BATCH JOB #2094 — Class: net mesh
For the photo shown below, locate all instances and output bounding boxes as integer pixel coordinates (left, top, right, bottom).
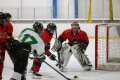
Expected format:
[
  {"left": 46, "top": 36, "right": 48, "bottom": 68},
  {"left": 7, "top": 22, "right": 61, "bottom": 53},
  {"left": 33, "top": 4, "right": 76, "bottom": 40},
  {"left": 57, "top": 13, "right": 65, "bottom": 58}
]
[{"left": 97, "top": 24, "right": 120, "bottom": 71}]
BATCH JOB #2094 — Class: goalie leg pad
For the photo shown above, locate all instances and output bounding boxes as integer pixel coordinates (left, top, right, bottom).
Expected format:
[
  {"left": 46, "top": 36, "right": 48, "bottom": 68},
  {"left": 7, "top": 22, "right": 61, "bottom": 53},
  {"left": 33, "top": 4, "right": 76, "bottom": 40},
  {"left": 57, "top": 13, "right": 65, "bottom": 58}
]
[
  {"left": 59, "top": 43, "right": 72, "bottom": 68},
  {"left": 78, "top": 54, "right": 92, "bottom": 71},
  {"left": 71, "top": 44, "right": 92, "bottom": 70}
]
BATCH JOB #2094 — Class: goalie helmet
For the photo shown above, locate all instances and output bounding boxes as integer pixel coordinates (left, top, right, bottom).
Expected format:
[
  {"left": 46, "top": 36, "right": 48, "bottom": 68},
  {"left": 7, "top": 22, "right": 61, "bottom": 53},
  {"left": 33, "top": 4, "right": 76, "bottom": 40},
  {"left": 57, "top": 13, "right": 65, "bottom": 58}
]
[
  {"left": 47, "top": 23, "right": 57, "bottom": 30},
  {"left": 4, "top": 13, "right": 12, "bottom": 18},
  {"left": 71, "top": 22, "right": 79, "bottom": 32},
  {"left": 33, "top": 22, "right": 44, "bottom": 34}
]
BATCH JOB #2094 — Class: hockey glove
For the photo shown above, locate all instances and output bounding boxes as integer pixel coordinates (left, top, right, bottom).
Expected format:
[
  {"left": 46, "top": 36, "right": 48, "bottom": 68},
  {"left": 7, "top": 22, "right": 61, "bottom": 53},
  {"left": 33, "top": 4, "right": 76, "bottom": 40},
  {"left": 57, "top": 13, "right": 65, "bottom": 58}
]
[
  {"left": 51, "top": 39, "right": 62, "bottom": 52},
  {"left": 47, "top": 53, "right": 56, "bottom": 61},
  {"left": 78, "top": 41, "right": 88, "bottom": 53},
  {"left": 4, "top": 43, "right": 11, "bottom": 50}
]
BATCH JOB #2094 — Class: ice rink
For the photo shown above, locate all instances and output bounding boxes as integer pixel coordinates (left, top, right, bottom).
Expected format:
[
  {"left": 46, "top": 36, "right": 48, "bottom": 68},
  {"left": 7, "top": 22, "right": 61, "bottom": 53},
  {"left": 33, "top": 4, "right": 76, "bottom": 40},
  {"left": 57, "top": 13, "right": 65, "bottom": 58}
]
[{"left": 2, "top": 39, "right": 120, "bottom": 80}]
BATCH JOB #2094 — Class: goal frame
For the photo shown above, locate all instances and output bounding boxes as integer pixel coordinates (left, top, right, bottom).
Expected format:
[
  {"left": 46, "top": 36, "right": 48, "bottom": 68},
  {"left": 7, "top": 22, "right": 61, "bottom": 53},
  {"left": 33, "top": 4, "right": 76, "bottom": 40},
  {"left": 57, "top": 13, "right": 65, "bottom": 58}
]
[{"left": 95, "top": 24, "right": 108, "bottom": 70}]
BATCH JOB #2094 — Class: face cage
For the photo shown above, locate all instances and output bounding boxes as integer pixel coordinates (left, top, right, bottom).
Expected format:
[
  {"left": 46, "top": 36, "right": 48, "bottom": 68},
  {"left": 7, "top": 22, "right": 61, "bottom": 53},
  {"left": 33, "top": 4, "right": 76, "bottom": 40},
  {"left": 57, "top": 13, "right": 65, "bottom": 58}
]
[
  {"left": 48, "top": 29, "right": 56, "bottom": 35},
  {"left": 0, "top": 19, "right": 5, "bottom": 25}
]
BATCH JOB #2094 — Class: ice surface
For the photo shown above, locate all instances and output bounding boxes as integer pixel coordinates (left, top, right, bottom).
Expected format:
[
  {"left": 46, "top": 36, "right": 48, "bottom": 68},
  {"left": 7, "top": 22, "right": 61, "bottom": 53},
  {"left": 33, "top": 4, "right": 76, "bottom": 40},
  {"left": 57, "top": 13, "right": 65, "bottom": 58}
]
[{"left": 2, "top": 39, "right": 120, "bottom": 80}]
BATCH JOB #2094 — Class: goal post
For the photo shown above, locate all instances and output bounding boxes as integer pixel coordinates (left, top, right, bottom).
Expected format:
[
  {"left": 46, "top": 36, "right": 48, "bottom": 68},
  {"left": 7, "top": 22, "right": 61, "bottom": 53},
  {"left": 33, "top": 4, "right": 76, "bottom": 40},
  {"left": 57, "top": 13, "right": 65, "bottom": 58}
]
[{"left": 95, "top": 24, "right": 120, "bottom": 71}]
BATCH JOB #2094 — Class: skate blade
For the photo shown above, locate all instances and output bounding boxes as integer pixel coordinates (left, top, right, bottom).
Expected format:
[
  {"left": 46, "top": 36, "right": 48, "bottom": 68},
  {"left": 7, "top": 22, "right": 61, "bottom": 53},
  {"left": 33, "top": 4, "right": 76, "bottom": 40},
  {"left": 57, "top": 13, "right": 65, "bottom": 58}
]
[{"left": 31, "top": 76, "right": 41, "bottom": 79}]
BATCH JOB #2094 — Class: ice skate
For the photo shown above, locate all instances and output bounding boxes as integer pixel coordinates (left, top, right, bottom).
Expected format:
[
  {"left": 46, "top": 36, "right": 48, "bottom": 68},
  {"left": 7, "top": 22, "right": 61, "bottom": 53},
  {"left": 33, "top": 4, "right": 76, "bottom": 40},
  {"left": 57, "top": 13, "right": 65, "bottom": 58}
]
[
  {"left": 10, "top": 78, "right": 16, "bottom": 80},
  {"left": 21, "top": 74, "right": 26, "bottom": 80},
  {"left": 31, "top": 71, "right": 42, "bottom": 79}
]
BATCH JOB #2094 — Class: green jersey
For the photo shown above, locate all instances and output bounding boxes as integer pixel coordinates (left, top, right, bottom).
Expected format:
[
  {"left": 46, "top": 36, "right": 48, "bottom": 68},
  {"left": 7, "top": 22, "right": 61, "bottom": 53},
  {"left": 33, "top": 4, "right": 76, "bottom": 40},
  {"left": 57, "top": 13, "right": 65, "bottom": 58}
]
[{"left": 18, "top": 28, "right": 45, "bottom": 55}]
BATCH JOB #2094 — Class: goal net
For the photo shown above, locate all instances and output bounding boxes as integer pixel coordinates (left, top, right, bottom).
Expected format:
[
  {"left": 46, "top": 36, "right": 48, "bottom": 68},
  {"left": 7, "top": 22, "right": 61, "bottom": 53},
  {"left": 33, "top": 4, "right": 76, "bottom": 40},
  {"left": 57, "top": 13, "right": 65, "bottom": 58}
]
[{"left": 95, "top": 24, "right": 120, "bottom": 71}]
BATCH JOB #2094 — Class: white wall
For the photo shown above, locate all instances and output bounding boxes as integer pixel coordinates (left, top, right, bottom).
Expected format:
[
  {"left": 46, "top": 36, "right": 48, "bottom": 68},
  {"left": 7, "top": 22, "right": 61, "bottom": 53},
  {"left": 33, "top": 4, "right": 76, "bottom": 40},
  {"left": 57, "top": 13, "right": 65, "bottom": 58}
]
[
  {"left": 12, "top": 23, "right": 96, "bottom": 38},
  {"left": 0, "top": 0, "right": 120, "bottom": 19}
]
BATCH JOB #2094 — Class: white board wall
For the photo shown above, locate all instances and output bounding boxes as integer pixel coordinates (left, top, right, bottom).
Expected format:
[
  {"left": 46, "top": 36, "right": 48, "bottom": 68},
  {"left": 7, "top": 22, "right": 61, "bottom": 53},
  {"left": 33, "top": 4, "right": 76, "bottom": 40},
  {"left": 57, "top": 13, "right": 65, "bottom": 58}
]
[{"left": 12, "top": 23, "right": 96, "bottom": 37}]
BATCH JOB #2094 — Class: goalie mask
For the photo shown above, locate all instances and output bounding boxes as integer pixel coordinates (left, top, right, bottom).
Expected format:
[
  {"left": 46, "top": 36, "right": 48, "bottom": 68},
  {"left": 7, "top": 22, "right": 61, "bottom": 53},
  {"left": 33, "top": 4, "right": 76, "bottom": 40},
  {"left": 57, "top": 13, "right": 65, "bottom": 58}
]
[
  {"left": 47, "top": 23, "right": 57, "bottom": 35},
  {"left": 33, "top": 22, "right": 44, "bottom": 34},
  {"left": 71, "top": 22, "right": 79, "bottom": 32}
]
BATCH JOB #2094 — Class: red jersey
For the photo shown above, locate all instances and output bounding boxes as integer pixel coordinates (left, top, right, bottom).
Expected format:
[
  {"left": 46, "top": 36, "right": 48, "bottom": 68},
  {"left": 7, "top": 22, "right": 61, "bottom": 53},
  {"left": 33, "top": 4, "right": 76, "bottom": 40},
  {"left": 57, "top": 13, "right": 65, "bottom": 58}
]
[
  {"left": 40, "top": 30, "right": 53, "bottom": 55},
  {"left": 59, "top": 29, "right": 89, "bottom": 46},
  {"left": 0, "top": 25, "right": 7, "bottom": 49},
  {"left": 4, "top": 21, "right": 13, "bottom": 39}
]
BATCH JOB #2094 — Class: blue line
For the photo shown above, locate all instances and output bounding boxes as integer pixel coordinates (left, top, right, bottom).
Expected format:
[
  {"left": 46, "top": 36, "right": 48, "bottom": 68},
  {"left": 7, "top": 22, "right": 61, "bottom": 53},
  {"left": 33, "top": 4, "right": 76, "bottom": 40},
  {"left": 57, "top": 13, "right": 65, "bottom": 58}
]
[
  {"left": 53, "top": 0, "right": 57, "bottom": 18},
  {"left": 75, "top": 0, "right": 78, "bottom": 18}
]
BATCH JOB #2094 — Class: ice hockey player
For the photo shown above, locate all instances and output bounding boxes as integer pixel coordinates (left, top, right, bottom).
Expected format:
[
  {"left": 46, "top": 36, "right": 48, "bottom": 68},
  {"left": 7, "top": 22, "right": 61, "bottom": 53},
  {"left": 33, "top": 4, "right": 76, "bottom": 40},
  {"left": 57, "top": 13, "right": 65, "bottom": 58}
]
[
  {"left": 4, "top": 22, "right": 44, "bottom": 80},
  {"left": 29, "top": 23, "right": 57, "bottom": 79},
  {"left": 0, "top": 12, "right": 10, "bottom": 80},
  {"left": 51, "top": 22, "right": 93, "bottom": 71},
  {"left": 3, "top": 13, "right": 14, "bottom": 61},
  {"left": 4, "top": 12, "right": 14, "bottom": 42},
  {"left": 12, "top": 22, "right": 45, "bottom": 80}
]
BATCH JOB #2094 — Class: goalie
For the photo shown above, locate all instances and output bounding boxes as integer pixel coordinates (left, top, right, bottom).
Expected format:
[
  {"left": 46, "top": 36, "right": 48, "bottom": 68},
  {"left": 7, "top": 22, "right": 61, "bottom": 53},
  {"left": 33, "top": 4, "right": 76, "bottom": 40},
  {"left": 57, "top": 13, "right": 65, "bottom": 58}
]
[{"left": 51, "top": 22, "right": 92, "bottom": 71}]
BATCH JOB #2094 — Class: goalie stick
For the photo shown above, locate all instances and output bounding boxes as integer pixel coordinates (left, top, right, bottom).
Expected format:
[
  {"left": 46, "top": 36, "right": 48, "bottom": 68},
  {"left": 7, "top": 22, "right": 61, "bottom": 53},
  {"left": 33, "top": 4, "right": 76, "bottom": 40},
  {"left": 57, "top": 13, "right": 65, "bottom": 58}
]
[
  {"left": 33, "top": 53, "right": 79, "bottom": 80},
  {"left": 55, "top": 59, "right": 67, "bottom": 72},
  {"left": 55, "top": 29, "right": 61, "bottom": 69}
]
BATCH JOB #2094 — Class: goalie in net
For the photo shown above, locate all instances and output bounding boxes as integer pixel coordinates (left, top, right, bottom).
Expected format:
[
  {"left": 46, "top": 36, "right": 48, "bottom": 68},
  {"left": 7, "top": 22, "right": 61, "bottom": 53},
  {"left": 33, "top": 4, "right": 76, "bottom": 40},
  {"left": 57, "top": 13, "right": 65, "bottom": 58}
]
[{"left": 51, "top": 22, "right": 93, "bottom": 71}]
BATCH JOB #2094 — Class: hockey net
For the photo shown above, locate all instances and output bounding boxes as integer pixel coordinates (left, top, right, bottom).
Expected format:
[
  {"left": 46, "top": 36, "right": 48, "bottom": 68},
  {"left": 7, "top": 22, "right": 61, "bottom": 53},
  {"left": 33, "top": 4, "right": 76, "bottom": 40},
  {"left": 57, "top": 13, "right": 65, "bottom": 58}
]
[{"left": 95, "top": 24, "right": 120, "bottom": 71}]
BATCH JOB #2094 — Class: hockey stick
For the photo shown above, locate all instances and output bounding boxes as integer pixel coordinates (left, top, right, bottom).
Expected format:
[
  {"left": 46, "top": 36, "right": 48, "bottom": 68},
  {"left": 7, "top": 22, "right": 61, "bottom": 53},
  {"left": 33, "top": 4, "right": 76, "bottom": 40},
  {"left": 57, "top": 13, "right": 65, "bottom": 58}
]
[
  {"left": 29, "top": 56, "right": 67, "bottom": 72},
  {"left": 33, "top": 53, "right": 79, "bottom": 80},
  {"left": 55, "top": 59, "right": 67, "bottom": 72},
  {"left": 55, "top": 29, "right": 68, "bottom": 72},
  {"left": 29, "top": 57, "right": 35, "bottom": 60},
  {"left": 55, "top": 29, "right": 61, "bottom": 69}
]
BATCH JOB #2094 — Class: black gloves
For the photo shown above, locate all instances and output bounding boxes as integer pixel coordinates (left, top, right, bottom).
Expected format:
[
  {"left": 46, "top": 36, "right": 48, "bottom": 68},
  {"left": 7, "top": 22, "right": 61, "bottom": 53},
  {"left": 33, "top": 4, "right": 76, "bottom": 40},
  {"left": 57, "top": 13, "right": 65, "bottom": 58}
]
[
  {"left": 47, "top": 53, "right": 56, "bottom": 61},
  {"left": 4, "top": 43, "right": 11, "bottom": 50},
  {"left": 78, "top": 41, "right": 88, "bottom": 53}
]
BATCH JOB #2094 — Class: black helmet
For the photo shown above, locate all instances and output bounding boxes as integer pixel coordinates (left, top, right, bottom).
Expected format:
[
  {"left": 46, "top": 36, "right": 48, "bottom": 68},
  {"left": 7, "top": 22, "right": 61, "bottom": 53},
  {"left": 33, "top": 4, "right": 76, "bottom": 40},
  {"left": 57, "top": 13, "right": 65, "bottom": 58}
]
[
  {"left": 47, "top": 23, "right": 57, "bottom": 30},
  {"left": 0, "top": 12, "right": 6, "bottom": 25},
  {"left": 4, "top": 13, "right": 12, "bottom": 18},
  {"left": 33, "top": 22, "right": 44, "bottom": 34},
  {"left": 0, "top": 12, "right": 6, "bottom": 20}
]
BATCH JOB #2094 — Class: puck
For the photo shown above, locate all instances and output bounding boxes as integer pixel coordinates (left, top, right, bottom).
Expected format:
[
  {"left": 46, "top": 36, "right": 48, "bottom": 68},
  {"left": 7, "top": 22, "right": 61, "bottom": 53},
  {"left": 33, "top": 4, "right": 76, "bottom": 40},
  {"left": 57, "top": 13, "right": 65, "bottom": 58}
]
[{"left": 74, "top": 76, "right": 77, "bottom": 78}]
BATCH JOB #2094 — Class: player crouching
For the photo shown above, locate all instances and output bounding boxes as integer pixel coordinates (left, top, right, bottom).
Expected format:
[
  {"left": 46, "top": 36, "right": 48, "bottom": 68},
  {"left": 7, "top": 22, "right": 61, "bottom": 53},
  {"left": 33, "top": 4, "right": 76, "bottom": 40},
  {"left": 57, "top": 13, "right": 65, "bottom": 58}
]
[{"left": 51, "top": 22, "right": 93, "bottom": 71}]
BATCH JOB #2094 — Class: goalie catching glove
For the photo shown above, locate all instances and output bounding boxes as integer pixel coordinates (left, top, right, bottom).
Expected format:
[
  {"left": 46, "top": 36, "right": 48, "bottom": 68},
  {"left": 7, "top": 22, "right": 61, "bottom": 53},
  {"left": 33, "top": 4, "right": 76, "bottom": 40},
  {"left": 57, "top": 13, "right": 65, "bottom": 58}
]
[
  {"left": 47, "top": 53, "right": 56, "bottom": 61},
  {"left": 78, "top": 41, "right": 88, "bottom": 53},
  {"left": 51, "top": 39, "right": 62, "bottom": 52}
]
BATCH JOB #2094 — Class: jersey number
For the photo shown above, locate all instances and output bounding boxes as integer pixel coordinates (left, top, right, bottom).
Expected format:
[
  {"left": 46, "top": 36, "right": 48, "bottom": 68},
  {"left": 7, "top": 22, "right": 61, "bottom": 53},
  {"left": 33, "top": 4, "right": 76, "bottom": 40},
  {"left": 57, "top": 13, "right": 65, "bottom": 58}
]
[{"left": 21, "top": 34, "right": 38, "bottom": 45}]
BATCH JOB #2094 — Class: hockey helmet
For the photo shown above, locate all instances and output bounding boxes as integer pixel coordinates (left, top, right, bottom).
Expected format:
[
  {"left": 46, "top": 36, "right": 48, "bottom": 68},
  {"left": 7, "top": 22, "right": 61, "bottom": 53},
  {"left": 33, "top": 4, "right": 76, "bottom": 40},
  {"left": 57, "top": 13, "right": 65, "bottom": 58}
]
[
  {"left": 4, "top": 13, "right": 12, "bottom": 18},
  {"left": 0, "top": 12, "right": 6, "bottom": 24},
  {"left": 71, "top": 22, "right": 79, "bottom": 32},
  {"left": 47, "top": 23, "right": 57, "bottom": 30},
  {"left": 0, "top": 12, "right": 6, "bottom": 20},
  {"left": 33, "top": 22, "right": 44, "bottom": 34}
]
